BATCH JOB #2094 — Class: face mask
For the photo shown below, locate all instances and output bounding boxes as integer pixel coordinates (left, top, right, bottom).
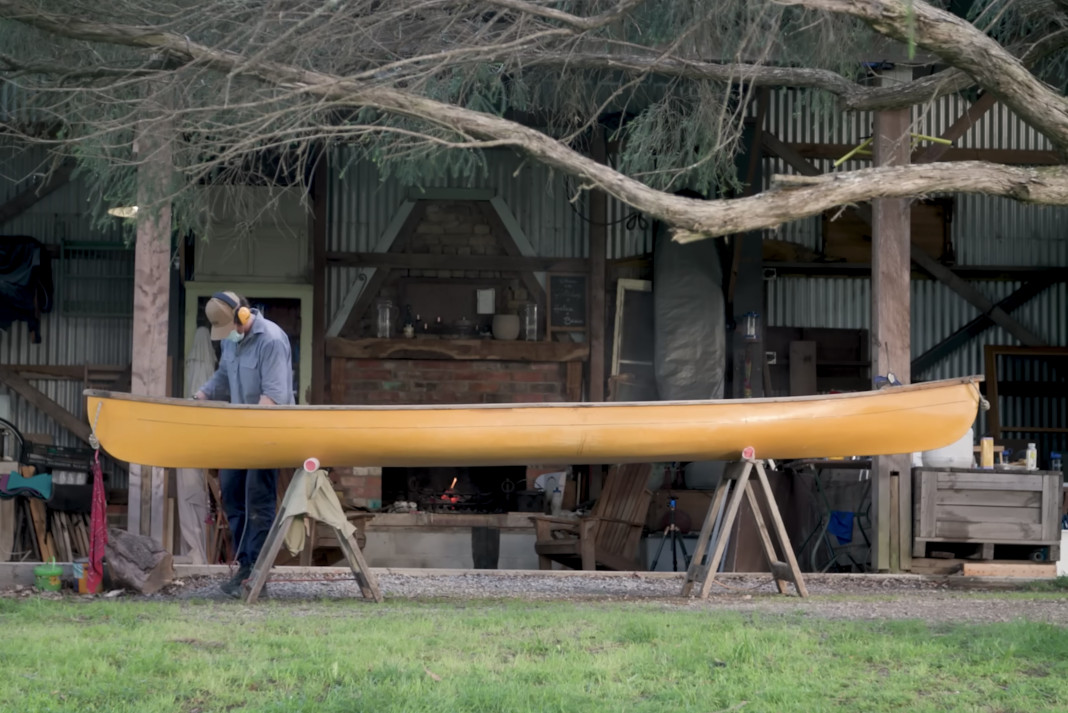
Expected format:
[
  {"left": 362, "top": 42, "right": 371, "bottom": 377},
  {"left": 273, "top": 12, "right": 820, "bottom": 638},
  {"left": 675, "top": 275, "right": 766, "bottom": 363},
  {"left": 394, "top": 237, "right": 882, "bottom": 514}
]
[{"left": 225, "top": 330, "right": 243, "bottom": 344}]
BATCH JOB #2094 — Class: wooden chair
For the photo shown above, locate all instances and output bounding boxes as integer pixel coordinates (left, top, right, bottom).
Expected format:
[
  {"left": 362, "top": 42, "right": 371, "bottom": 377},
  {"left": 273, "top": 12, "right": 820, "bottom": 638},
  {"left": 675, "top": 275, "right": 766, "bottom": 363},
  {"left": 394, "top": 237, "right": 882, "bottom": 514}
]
[{"left": 530, "top": 463, "right": 653, "bottom": 571}]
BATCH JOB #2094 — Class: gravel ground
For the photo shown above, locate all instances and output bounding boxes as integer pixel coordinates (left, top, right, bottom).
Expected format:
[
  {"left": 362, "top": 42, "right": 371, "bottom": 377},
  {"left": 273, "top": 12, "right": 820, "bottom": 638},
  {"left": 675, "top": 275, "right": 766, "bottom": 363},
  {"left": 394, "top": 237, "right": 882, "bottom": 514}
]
[{"left": 120, "top": 570, "right": 1068, "bottom": 626}]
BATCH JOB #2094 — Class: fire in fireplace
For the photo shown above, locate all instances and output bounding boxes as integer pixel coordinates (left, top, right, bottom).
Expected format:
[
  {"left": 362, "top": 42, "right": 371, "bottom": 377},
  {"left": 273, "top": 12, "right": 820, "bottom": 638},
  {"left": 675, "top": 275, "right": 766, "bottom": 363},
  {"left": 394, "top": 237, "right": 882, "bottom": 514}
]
[{"left": 382, "top": 466, "right": 527, "bottom": 513}]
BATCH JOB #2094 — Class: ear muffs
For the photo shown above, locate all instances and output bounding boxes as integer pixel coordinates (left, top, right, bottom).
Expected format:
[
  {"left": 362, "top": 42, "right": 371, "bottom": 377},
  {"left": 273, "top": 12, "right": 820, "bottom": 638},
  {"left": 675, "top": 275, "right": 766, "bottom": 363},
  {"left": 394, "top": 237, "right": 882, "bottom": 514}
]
[{"left": 212, "top": 292, "right": 251, "bottom": 326}]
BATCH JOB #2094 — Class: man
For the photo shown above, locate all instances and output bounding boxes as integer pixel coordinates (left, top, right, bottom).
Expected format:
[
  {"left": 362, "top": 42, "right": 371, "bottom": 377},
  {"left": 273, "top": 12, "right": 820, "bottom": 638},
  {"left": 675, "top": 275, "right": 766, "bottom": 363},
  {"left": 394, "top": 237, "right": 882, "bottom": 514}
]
[{"left": 194, "top": 290, "right": 294, "bottom": 597}]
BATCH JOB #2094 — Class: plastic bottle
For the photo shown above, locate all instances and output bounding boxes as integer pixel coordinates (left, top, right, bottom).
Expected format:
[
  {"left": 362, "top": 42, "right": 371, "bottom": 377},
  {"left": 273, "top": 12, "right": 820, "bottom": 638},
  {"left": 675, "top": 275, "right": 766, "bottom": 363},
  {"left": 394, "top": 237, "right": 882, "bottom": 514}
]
[
  {"left": 550, "top": 486, "right": 563, "bottom": 516},
  {"left": 1050, "top": 451, "right": 1061, "bottom": 473},
  {"left": 1026, "top": 443, "right": 1038, "bottom": 471}
]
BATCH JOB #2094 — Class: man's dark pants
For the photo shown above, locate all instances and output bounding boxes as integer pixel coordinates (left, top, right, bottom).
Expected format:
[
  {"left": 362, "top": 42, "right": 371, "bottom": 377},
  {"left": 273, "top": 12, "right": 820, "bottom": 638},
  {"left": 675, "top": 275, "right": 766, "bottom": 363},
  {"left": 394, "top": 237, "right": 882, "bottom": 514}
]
[{"left": 219, "top": 468, "right": 278, "bottom": 570}]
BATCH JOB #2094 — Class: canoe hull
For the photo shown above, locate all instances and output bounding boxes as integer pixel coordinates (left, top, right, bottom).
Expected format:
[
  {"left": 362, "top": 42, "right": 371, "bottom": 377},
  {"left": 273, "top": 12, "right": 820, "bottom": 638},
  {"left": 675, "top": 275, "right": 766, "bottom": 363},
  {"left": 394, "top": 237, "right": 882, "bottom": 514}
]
[{"left": 83, "top": 377, "right": 983, "bottom": 469}]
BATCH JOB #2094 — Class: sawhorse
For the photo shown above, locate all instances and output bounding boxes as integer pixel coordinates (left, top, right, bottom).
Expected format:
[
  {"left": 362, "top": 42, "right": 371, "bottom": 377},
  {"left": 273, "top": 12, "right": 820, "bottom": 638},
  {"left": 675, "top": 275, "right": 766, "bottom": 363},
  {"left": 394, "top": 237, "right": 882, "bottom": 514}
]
[
  {"left": 243, "top": 458, "right": 383, "bottom": 604},
  {"left": 682, "top": 451, "right": 808, "bottom": 598}
]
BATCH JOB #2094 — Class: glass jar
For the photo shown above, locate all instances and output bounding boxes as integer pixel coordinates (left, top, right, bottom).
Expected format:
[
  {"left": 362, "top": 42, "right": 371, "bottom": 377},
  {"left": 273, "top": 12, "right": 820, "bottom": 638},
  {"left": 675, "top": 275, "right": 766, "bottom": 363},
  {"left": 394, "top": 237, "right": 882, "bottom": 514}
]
[
  {"left": 376, "top": 300, "right": 398, "bottom": 338},
  {"left": 523, "top": 303, "right": 538, "bottom": 341}
]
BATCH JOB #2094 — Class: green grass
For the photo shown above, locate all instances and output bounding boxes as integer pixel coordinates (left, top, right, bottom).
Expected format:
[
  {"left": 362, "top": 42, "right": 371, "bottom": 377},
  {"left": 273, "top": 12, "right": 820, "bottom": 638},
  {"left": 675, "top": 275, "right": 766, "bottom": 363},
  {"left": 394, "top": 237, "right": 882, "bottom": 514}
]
[
  {"left": 2, "top": 596, "right": 1067, "bottom": 712},
  {"left": 1023, "top": 576, "right": 1068, "bottom": 592}
]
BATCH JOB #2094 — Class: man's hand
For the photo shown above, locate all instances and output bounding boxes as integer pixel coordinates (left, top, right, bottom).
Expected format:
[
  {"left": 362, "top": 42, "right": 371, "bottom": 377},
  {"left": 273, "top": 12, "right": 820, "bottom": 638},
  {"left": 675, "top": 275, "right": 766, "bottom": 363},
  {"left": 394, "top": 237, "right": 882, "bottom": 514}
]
[
  {"left": 193, "top": 390, "right": 207, "bottom": 401},
  {"left": 258, "top": 394, "right": 277, "bottom": 405}
]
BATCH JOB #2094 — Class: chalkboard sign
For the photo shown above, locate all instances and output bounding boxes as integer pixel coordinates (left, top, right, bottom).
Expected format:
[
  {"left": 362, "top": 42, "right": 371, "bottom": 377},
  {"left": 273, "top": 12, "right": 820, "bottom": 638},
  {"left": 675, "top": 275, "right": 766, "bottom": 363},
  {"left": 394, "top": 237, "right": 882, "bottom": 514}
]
[{"left": 547, "top": 272, "right": 587, "bottom": 334}]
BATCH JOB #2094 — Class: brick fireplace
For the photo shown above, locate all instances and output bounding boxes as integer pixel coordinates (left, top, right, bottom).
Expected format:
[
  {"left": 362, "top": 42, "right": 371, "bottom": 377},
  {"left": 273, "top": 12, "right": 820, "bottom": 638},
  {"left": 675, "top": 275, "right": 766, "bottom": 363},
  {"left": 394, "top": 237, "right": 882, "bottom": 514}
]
[
  {"left": 322, "top": 196, "right": 590, "bottom": 511},
  {"left": 326, "top": 347, "right": 585, "bottom": 510},
  {"left": 335, "top": 358, "right": 572, "bottom": 405}
]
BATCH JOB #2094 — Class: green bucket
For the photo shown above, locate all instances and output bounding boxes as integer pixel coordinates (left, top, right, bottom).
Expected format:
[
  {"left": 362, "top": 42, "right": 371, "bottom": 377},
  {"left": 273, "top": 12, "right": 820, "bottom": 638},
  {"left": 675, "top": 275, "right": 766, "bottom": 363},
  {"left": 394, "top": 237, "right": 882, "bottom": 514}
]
[{"left": 34, "top": 560, "right": 63, "bottom": 592}]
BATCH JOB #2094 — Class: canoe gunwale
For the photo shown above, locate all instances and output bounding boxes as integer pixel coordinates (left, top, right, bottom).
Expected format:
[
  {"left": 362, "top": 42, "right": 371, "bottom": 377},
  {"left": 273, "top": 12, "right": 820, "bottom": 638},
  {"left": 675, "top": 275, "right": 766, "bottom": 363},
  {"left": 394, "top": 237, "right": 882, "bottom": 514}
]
[{"left": 84, "top": 375, "right": 984, "bottom": 412}]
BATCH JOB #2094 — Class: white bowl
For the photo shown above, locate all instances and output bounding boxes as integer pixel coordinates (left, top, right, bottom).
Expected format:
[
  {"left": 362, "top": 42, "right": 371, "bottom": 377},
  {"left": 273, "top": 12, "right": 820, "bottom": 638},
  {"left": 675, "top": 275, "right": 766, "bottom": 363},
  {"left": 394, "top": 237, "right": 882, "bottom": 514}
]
[{"left": 492, "top": 314, "right": 520, "bottom": 340}]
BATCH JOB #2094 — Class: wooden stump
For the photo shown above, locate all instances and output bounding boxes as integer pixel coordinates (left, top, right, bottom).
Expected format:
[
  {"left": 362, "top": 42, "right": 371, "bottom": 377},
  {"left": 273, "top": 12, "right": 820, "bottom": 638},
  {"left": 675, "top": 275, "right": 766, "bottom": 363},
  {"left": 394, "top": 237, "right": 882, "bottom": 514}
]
[{"left": 105, "top": 527, "right": 174, "bottom": 594}]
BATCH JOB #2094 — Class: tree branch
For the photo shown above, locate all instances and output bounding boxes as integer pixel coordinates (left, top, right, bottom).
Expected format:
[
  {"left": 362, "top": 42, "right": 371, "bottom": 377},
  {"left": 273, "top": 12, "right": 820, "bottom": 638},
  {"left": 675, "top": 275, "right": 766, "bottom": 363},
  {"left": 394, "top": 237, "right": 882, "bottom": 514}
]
[
  {"left": 673, "top": 162, "right": 1068, "bottom": 242},
  {"left": 783, "top": 0, "right": 1068, "bottom": 149},
  {"left": 486, "top": 0, "right": 647, "bottom": 30},
  {"left": 4, "top": 0, "right": 1068, "bottom": 244}
]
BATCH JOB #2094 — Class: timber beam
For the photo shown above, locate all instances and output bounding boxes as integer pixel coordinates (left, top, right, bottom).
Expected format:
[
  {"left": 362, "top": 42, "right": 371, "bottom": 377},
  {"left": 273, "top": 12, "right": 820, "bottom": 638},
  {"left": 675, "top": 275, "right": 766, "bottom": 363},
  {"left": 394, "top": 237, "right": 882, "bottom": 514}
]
[
  {"left": 760, "top": 132, "right": 821, "bottom": 177},
  {"left": 912, "top": 276, "right": 1059, "bottom": 375},
  {"left": 327, "top": 200, "right": 423, "bottom": 339},
  {"left": 783, "top": 142, "right": 1061, "bottom": 166},
  {"left": 588, "top": 127, "right": 608, "bottom": 402},
  {"left": 326, "top": 252, "right": 586, "bottom": 273},
  {"left": 311, "top": 151, "right": 328, "bottom": 405},
  {"left": 0, "top": 160, "right": 76, "bottom": 227},
  {"left": 912, "top": 92, "right": 998, "bottom": 164},
  {"left": 325, "top": 336, "right": 588, "bottom": 362},
  {"left": 763, "top": 262, "right": 1068, "bottom": 280},
  {"left": 0, "top": 365, "right": 92, "bottom": 445},
  {"left": 479, "top": 199, "right": 546, "bottom": 308},
  {"left": 909, "top": 247, "right": 1046, "bottom": 347}
]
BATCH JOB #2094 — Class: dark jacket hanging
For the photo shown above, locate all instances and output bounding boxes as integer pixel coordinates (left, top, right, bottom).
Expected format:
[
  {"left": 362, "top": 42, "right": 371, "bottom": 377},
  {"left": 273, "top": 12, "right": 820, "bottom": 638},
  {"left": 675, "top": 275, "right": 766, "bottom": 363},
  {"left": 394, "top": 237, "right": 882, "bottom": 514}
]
[{"left": 0, "top": 235, "right": 55, "bottom": 343}]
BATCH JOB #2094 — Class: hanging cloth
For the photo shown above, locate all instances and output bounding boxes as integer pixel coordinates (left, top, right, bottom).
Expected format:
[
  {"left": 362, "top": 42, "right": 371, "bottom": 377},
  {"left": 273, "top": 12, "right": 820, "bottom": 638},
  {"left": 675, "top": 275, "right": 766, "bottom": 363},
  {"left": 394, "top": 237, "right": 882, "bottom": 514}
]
[
  {"left": 183, "top": 325, "right": 217, "bottom": 398},
  {"left": 86, "top": 449, "right": 107, "bottom": 594},
  {"left": 280, "top": 467, "right": 357, "bottom": 557},
  {"left": 177, "top": 326, "right": 216, "bottom": 563}
]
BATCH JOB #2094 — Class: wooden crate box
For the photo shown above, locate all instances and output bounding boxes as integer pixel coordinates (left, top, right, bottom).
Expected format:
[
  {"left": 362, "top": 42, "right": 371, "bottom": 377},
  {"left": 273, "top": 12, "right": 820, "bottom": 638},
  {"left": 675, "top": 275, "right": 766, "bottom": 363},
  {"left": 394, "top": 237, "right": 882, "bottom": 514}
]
[{"left": 912, "top": 467, "right": 1062, "bottom": 559}]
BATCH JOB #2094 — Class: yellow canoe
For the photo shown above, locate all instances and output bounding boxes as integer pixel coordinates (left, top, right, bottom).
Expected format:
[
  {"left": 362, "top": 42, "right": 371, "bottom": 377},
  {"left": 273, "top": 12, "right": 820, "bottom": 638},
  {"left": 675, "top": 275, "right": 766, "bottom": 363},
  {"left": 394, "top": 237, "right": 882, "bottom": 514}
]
[{"left": 82, "top": 376, "right": 984, "bottom": 469}]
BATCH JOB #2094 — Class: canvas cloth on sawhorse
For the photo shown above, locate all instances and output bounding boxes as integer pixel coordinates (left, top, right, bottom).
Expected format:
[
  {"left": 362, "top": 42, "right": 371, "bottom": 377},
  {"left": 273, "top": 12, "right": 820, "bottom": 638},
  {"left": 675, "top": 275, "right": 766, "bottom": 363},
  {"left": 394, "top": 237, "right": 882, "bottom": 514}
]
[
  {"left": 242, "top": 461, "right": 382, "bottom": 603},
  {"left": 681, "top": 455, "right": 808, "bottom": 598}
]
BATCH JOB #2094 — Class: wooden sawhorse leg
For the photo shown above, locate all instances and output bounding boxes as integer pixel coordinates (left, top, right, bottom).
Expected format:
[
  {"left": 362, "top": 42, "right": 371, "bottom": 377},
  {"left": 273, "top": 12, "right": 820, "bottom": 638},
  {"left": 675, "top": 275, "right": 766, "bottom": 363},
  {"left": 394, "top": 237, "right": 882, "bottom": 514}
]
[
  {"left": 242, "top": 461, "right": 383, "bottom": 604},
  {"left": 682, "top": 456, "right": 808, "bottom": 598}
]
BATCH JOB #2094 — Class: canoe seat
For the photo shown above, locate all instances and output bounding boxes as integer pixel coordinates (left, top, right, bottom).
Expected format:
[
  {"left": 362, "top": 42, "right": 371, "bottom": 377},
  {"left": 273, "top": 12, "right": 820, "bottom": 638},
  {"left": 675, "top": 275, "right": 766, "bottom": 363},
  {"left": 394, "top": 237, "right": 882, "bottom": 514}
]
[{"left": 530, "top": 463, "right": 652, "bottom": 571}]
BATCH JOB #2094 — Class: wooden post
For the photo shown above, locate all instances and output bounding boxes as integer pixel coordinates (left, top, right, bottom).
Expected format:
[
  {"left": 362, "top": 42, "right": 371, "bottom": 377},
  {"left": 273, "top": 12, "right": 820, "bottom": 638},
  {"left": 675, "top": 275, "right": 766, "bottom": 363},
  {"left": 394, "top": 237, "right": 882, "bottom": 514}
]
[
  {"left": 311, "top": 149, "right": 328, "bottom": 405},
  {"left": 129, "top": 101, "right": 174, "bottom": 543},
  {"left": 585, "top": 126, "right": 609, "bottom": 499},
  {"left": 329, "top": 357, "right": 346, "bottom": 405},
  {"left": 589, "top": 127, "right": 607, "bottom": 403},
  {"left": 871, "top": 66, "right": 912, "bottom": 572},
  {"left": 731, "top": 120, "right": 767, "bottom": 399}
]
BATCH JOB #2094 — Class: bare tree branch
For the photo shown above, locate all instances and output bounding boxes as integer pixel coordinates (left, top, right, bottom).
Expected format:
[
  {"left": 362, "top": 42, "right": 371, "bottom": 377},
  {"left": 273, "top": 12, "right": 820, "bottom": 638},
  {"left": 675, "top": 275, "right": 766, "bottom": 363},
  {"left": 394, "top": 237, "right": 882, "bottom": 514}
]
[
  {"left": 0, "top": 52, "right": 162, "bottom": 80},
  {"left": 486, "top": 0, "right": 648, "bottom": 30},
  {"left": 2, "top": 0, "right": 1068, "bottom": 245},
  {"left": 525, "top": 51, "right": 865, "bottom": 101},
  {"left": 783, "top": 0, "right": 1068, "bottom": 149},
  {"left": 673, "top": 162, "right": 1068, "bottom": 241}
]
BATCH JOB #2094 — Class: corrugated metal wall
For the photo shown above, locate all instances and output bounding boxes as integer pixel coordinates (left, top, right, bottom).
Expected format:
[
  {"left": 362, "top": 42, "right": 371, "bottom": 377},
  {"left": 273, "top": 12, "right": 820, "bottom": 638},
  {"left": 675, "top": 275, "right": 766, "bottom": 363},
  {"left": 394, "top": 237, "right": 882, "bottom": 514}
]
[
  {"left": 0, "top": 140, "right": 133, "bottom": 476},
  {"left": 325, "top": 146, "right": 650, "bottom": 326},
  {"left": 757, "top": 89, "right": 1063, "bottom": 256},
  {"left": 767, "top": 277, "right": 1063, "bottom": 377},
  {"left": 761, "top": 87, "right": 1066, "bottom": 453}
]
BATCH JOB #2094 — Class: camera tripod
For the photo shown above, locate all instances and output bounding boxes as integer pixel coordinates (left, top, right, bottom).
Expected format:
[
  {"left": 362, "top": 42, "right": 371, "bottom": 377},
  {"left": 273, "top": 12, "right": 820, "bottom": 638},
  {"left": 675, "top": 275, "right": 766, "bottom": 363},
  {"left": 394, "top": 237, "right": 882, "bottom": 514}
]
[{"left": 650, "top": 498, "right": 690, "bottom": 571}]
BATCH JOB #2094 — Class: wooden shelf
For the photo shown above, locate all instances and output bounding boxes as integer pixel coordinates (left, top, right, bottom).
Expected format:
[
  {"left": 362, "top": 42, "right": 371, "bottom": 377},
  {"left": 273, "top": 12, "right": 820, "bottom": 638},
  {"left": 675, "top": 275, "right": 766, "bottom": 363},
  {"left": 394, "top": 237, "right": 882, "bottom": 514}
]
[{"left": 325, "top": 337, "right": 588, "bottom": 362}]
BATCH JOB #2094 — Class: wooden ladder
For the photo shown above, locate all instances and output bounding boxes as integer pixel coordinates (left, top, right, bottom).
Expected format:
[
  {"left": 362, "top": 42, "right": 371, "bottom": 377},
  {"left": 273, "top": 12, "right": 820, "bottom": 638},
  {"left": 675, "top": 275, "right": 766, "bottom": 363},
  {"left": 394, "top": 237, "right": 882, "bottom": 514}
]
[
  {"left": 242, "top": 462, "right": 382, "bottom": 604},
  {"left": 682, "top": 456, "right": 808, "bottom": 598}
]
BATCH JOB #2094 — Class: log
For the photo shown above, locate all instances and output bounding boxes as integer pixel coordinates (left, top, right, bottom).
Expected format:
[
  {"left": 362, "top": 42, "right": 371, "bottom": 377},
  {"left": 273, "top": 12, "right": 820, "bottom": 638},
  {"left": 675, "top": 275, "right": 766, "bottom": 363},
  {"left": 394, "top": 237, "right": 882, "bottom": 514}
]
[{"left": 105, "top": 527, "right": 174, "bottom": 594}]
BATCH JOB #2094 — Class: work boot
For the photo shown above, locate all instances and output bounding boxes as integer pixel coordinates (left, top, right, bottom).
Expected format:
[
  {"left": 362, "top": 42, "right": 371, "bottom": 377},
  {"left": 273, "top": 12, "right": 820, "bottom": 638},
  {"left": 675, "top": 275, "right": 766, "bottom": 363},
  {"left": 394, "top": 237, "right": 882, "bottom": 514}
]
[{"left": 220, "top": 563, "right": 251, "bottom": 599}]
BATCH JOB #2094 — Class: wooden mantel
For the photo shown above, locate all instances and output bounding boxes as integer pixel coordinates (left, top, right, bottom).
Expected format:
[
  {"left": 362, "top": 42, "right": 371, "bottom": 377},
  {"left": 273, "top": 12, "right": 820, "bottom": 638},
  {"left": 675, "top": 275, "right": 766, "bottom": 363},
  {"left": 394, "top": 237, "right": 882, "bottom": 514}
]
[{"left": 325, "top": 337, "right": 588, "bottom": 362}]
